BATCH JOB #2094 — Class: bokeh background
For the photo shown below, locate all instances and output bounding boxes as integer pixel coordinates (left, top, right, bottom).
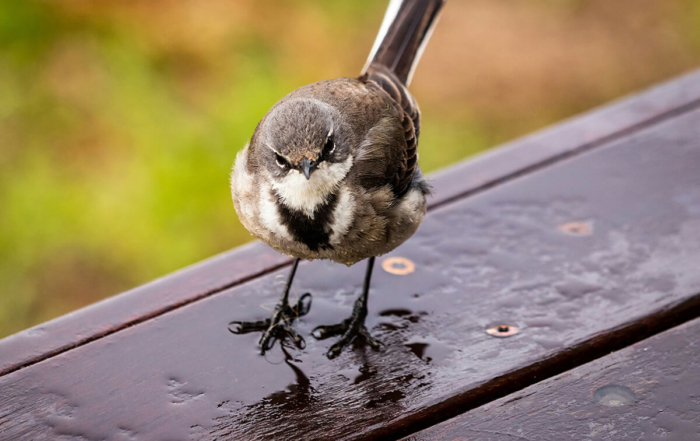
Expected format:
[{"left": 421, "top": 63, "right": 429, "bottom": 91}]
[{"left": 2, "top": 0, "right": 700, "bottom": 338}]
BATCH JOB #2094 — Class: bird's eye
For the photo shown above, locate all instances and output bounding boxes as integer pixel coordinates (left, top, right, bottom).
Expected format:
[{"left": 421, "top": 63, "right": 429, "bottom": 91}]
[
  {"left": 275, "top": 153, "right": 289, "bottom": 169},
  {"left": 322, "top": 135, "right": 335, "bottom": 157}
]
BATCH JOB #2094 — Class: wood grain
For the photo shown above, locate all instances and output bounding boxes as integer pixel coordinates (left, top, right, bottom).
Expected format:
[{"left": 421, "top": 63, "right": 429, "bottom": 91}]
[
  {"left": 3, "top": 69, "right": 700, "bottom": 379},
  {"left": 0, "top": 243, "right": 288, "bottom": 376},
  {"left": 2, "top": 102, "right": 700, "bottom": 440},
  {"left": 403, "top": 317, "right": 700, "bottom": 440}
]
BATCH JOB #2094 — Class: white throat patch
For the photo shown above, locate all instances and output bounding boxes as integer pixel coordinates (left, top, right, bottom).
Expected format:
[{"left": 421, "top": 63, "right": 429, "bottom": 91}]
[{"left": 271, "top": 156, "right": 353, "bottom": 217}]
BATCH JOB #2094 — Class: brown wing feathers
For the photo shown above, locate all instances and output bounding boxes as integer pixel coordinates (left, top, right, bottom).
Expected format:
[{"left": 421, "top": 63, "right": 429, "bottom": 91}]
[
  {"left": 359, "top": 0, "right": 443, "bottom": 197},
  {"left": 360, "top": 66, "right": 418, "bottom": 197}
]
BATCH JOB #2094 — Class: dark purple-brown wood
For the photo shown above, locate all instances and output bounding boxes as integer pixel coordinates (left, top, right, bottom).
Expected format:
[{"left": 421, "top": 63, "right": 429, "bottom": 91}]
[
  {"left": 0, "top": 243, "right": 289, "bottom": 376},
  {"left": 403, "top": 317, "right": 700, "bottom": 441},
  {"left": 2, "top": 89, "right": 700, "bottom": 440},
  {"left": 3, "top": 69, "right": 700, "bottom": 381}
]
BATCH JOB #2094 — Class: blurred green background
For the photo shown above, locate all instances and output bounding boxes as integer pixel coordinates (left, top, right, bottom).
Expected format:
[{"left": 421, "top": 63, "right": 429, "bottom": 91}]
[{"left": 1, "top": 0, "right": 700, "bottom": 338}]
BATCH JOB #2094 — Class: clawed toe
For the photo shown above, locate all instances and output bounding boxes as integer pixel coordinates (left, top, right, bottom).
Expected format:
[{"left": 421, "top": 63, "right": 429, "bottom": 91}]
[
  {"left": 228, "top": 319, "right": 270, "bottom": 334},
  {"left": 311, "top": 319, "right": 351, "bottom": 340},
  {"left": 292, "top": 293, "right": 312, "bottom": 317},
  {"left": 278, "top": 321, "right": 306, "bottom": 350},
  {"left": 314, "top": 319, "right": 383, "bottom": 359},
  {"left": 229, "top": 291, "right": 312, "bottom": 354},
  {"left": 359, "top": 327, "right": 382, "bottom": 349}
]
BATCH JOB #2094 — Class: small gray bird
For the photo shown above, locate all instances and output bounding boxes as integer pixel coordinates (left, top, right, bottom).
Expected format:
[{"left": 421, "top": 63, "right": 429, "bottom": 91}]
[{"left": 229, "top": 0, "right": 445, "bottom": 358}]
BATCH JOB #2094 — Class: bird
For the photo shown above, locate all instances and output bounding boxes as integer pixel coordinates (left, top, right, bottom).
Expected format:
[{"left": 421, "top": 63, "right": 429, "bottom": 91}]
[{"left": 229, "top": 0, "right": 445, "bottom": 358}]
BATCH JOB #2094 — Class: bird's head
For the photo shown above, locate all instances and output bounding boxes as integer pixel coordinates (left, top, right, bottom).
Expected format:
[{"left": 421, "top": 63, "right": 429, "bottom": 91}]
[
  {"left": 256, "top": 98, "right": 346, "bottom": 180},
  {"left": 250, "top": 98, "right": 354, "bottom": 210}
]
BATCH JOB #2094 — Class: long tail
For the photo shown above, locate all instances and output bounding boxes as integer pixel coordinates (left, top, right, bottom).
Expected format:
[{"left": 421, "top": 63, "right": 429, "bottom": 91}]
[{"left": 361, "top": 0, "right": 445, "bottom": 86}]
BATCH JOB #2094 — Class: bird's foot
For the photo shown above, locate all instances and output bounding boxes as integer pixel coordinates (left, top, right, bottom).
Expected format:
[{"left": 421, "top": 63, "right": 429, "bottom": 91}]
[
  {"left": 312, "top": 309, "right": 383, "bottom": 359},
  {"left": 229, "top": 293, "right": 312, "bottom": 354}
]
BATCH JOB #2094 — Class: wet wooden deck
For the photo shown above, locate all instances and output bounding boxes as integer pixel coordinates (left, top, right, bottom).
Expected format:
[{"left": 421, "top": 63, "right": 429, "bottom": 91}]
[{"left": 3, "top": 69, "right": 700, "bottom": 441}]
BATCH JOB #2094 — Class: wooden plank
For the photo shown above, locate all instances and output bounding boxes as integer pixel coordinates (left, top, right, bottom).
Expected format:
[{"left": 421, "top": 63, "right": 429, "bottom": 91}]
[
  {"left": 3, "top": 69, "right": 700, "bottom": 379},
  {"left": 2, "top": 101, "right": 700, "bottom": 441},
  {"left": 403, "top": 317, "right": 700, "bottom": 441},
  {"left": 0, "top": 243, "right": 289, "bottom": 377}
]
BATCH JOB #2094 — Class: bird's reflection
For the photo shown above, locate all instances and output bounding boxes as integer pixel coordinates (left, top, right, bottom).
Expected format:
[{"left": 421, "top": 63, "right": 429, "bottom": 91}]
[{"left": 258, "top": 344, "right": 316, "bottom": 411}]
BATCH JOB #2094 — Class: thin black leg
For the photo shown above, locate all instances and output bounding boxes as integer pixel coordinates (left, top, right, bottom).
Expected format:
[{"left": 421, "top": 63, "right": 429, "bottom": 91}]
[
  {"left": 312, "top": 257, "right": 383, "bottom": 358},
  {"left": 358, "top": 256, "right": 375, "bottom": 314},
  {"left": 279, "top": 257, "right": 300, "bottom": 305},
  {"left": 228, "top": 258, "right": 311, "bottom": 353}
]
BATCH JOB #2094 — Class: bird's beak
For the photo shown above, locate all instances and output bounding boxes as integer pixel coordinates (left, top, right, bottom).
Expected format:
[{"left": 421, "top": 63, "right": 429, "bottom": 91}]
[{"left": 300, "top": 157, "right": 317, "bottom": 180}]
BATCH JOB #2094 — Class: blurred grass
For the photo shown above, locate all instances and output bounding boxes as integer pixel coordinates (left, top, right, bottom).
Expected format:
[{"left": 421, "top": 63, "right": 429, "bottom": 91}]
[{"left": 1, "top": 0, "right": 699, "bottom": 338}]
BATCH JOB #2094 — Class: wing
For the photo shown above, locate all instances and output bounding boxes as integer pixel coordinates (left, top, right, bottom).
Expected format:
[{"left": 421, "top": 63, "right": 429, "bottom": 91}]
[
  {"left": 355, "top": 0, "right": 444, "bottom": 196},
  {"left": 359, "top": 64, "right": 421, "bottom": 198}
]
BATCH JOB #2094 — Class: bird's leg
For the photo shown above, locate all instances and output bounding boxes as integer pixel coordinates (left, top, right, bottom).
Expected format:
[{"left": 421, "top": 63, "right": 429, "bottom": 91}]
[
  {"left": 228, "top": 258, "right": 311, "bottom": 353},
  {"left": 312, "top": 257, "right": 383, "bottom": 359}
]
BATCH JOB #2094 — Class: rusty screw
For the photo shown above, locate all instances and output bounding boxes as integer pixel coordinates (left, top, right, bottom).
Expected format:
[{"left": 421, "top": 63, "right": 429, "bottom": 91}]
[
  {"left": 558, "top": 221, "right": 592, "bottom": 236},
  {"left": 381, "top": 257, "right": 416, "bottom": 275},
  {"left": 486, "top": 324, "right": 520, "bottom": 338}
]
